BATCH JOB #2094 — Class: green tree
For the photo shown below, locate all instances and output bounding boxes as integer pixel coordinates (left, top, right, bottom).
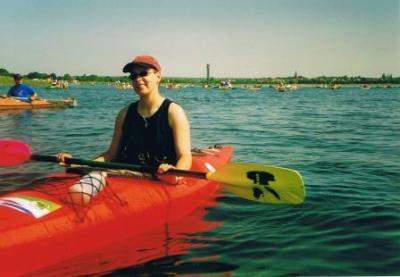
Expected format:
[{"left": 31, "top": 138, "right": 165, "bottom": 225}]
[
  {"left": 26, "top": 72, "right": 48, "bottom": 79},
  {"left": 62, "top": 74, "right": 73, "bottom": 81},
  {"left": 0, "top": 68, "right": 10, "bottom": 76},
  {"left": 50, "top": 73, "right": 57, "bottom": 80}
]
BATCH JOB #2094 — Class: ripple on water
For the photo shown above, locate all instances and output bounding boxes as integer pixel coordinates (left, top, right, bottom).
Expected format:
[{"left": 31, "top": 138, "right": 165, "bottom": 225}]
[{"left": 0, "top": 86, "right": 399, "bottom": 275}]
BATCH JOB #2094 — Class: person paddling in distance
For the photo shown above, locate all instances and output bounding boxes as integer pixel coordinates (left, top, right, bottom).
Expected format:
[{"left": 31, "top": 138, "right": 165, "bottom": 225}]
[
  {"left": 7, "top": 74, "right": 37, "bottom": 102},
  {"left": 58, "top": 55, "right": 192, "bottom": 184}
]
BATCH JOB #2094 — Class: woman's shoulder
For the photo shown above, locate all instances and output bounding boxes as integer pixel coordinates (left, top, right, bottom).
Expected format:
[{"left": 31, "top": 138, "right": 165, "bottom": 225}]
[
  {"left": 119, "top": 106, "right": 129, "bottom": 115},
  {"left": 167, "top": 100, "right": 184, "bottom": 114},
  {"left": 117, "top": 102, "right": 137, "bottom": 121},
  {"left": 167, "top": 100, "right": 188, "bottom": 126}
]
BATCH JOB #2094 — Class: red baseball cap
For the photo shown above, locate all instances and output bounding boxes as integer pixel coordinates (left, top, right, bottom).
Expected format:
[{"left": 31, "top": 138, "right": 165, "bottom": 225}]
[{"left": 123, "top": 55, "right": 161, "bottom": 73}]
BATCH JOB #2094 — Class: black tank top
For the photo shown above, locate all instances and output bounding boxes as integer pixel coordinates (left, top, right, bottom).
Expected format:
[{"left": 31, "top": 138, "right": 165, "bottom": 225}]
[{"left": 118, "top": 99, "right": 177, "bottom": 166}]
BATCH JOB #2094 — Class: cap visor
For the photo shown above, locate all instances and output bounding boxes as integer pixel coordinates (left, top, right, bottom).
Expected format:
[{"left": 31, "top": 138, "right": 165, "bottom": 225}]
[{"left": 123, "top": 62, "right": 156, "bottom": 73}]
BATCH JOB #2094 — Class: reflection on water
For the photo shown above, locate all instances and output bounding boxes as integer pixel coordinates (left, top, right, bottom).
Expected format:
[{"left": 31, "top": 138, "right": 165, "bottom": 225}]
[
  {"left": 0, "top": 109, "right": 33, "bottom": 137},
  {"left": 30, "top": 193, "right": 236, "bottom": 276},
  {"left": 0, "top": 108, "right": 34, "bottom": 117}
]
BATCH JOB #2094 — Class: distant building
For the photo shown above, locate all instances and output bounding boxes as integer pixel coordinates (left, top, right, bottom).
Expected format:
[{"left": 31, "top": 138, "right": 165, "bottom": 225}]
[{"left": 206, "top": 64, "right": 210, "bottom": 85}]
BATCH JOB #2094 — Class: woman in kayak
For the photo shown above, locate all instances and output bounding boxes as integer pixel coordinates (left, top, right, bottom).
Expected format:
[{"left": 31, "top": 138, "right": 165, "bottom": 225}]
[
  {"left": 58, "top": 55, "right": 192, "bottom": 184},
  {"left": 7, "top": 74, "right": 37, "bottom": 102}
]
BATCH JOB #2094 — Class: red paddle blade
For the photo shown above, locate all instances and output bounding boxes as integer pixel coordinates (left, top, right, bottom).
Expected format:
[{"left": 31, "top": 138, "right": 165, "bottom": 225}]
[{"left": 0, "top": 139, "right": 32, "bottom": 166}]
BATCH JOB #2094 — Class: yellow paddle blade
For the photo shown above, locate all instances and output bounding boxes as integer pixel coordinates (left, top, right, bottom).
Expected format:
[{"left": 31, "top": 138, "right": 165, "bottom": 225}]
[{"left": 207, "top": 163, "right": 305, "bottom": 204}]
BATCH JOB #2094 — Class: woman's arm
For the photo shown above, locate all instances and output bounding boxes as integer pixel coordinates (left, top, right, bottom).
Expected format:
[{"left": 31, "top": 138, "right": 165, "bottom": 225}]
[
  {"left": 168, "top": 102, "right": 192, "bottom": 170},
  {"left": 157, "top": 102, "right": 192, "bottom": 184},
  {"left": 94, "top": 107, "right": 128, "bottom": 162},
  {"left": 57, "top": 107, "right": 128, "bottom": 165}
]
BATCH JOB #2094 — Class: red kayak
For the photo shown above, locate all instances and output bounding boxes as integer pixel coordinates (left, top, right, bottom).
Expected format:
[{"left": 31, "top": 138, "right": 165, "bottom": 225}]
[{"left": 0, "top": 145, "right": 232, "bottom": 276}]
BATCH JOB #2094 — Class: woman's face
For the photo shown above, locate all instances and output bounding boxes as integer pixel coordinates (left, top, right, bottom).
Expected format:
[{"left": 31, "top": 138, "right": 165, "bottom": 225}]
[{"left": 129, "top": 66, "right": 161, "bottom": 96}]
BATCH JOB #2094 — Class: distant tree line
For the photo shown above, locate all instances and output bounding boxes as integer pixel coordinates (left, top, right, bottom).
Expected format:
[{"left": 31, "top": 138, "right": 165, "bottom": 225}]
[
  {"left": 0, "top": 67, "right": 399, "bottom": 84},
  {"left": 0, "top": 68, "right": 126, "bottom": 83}
]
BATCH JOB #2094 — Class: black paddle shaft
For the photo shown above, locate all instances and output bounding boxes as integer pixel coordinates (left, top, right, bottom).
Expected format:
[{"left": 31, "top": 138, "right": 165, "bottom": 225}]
[{"left": 30, "top": 154, "right": 207, "bottom": 178}]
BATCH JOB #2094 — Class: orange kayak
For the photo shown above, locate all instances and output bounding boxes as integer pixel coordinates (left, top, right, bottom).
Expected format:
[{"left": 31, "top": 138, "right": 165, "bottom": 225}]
[
  {"left": 0, "top": 96, "right": 77, "bottom": 110},
  {"left": 0, "top": 145, "right": 232, "bottom": 275}
]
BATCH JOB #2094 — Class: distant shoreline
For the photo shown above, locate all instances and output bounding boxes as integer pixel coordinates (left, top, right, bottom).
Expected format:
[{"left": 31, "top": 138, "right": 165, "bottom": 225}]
[{"left": 0, "top": 73, "right": 399, "bottom": 88}]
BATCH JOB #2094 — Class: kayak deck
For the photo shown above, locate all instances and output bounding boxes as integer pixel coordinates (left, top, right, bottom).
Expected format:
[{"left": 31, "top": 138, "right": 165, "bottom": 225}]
[
  {"left": 0, "top": 97, "right": 77, "bottom": 110},
  {"left": 0, "top": 145, "right": 232, "bottom": 275}
]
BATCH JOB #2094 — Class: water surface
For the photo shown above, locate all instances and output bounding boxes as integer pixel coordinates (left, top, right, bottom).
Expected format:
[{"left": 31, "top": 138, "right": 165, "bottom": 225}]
[{"left": 0, "top": 84, "right": 399, "bottom": 275}]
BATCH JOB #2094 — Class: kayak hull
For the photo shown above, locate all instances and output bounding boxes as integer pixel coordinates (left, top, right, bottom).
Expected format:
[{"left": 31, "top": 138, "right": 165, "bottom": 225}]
[
  {"left": 0, "top": 146, "right": 232, "bottom": 275},
  {"left": 0, "top": 97, "right": 76, "bottom": 110}
]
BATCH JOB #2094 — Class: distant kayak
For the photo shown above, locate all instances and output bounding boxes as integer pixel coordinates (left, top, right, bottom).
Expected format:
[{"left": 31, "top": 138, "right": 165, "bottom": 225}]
[{"left": 0, "top": 96, "right": 77, "bottom": 110}]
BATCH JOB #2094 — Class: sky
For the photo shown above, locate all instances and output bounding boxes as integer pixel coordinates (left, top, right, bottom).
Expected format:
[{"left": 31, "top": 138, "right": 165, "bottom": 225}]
[{"left": 0, "top": 0, "right": 399, "bottom": 78}]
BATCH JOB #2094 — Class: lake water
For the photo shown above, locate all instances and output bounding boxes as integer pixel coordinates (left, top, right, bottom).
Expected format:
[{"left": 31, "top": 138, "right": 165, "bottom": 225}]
[{"left": 0, "top": 84, "right": 399, "bottom": 276}]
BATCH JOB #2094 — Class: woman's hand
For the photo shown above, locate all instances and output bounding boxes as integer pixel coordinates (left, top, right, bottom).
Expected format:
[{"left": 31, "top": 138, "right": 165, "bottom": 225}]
[
  {"left": 56, "top": 152, "right": 72, "bottom": 167},
  {"left": 157, "top": 163, "right": 182, "bottom": 185}
]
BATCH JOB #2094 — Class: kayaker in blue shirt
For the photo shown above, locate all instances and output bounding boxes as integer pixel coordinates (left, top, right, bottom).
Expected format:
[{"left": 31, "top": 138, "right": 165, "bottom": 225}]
[{"left": 7, "top": 74, "right": 37, "bottom": 102}]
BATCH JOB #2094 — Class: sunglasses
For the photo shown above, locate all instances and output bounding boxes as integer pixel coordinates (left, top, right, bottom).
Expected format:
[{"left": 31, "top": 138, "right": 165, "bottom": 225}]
[{"left": 129, "top": 70, "right": 155, "bottom": 80}]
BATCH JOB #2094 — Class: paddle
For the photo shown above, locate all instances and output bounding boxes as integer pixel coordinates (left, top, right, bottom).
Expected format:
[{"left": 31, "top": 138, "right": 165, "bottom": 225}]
[
  {"left": 39, "top": 97, "right": 77, "bottom": 104},
  {"left": 0, "top": 139, "right": 305, "bottom": 205}
]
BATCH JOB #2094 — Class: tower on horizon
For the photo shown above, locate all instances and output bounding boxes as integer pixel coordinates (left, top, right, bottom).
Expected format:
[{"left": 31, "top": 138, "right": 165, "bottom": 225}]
[{"left": 206, "top": 64, "right": 210, "bottom": 85}]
